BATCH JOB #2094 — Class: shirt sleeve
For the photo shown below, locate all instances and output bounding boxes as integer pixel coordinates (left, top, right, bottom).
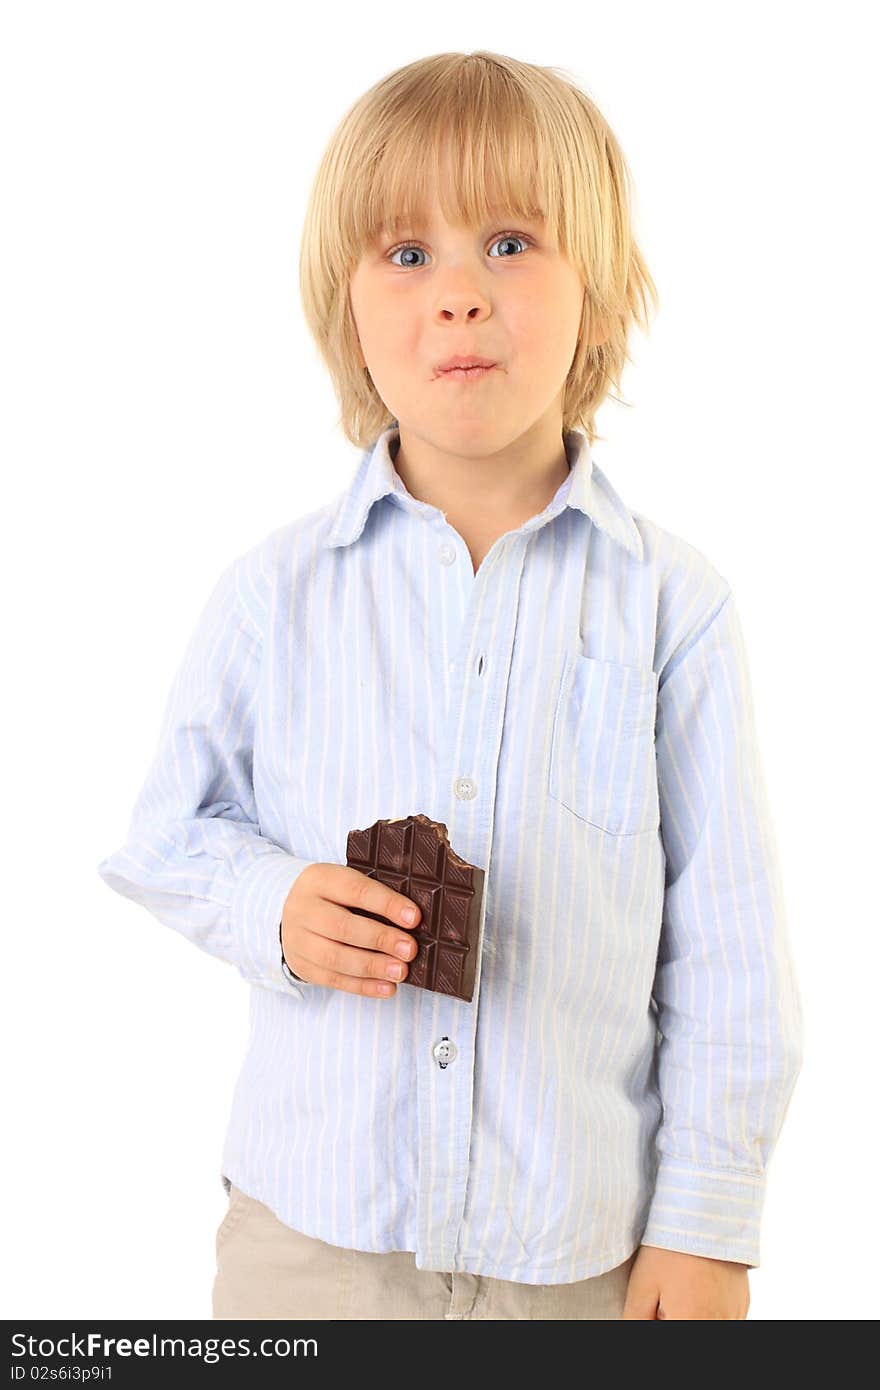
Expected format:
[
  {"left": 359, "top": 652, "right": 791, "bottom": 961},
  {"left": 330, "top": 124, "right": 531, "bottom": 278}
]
[
  {"left": 97, "top": 555, "right": 315, "bottom": 1001},
  {"left": 640, "top": 588, "right": 805, "bottom": 1268}
]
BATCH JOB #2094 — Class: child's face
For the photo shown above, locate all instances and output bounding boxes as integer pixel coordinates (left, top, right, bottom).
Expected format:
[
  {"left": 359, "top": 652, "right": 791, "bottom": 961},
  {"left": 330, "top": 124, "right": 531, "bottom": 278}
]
[{"left": 348, "top": 186, "right": 585, "bottom": 454}]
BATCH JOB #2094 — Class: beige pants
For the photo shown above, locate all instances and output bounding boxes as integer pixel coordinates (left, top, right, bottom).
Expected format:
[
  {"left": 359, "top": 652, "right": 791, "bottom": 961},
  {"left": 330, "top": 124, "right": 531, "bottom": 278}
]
[{"left": 212, "top": 1182, "right": 637, "bottom": 1320}]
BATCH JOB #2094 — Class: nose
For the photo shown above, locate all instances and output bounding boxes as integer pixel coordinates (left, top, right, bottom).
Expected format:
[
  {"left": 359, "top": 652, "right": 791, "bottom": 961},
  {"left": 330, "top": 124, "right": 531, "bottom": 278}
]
[{"left": 440, "top": 304, "right": 482, "bottom": 320}]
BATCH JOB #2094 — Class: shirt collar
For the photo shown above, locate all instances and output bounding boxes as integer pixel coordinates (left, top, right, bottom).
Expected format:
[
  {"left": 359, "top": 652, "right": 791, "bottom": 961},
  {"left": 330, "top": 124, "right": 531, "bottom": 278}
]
[{"left": 325, "top": 425, "right": 644, "bottom": 561}]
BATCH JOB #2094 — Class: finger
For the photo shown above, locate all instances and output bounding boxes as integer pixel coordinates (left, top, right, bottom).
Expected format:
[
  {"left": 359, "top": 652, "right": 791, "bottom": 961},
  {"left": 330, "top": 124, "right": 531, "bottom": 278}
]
[
  {"left": 337, "top": 863, "right": 421, "bottom": 926},
  {"left": 290, "top": 922, "right": 413, "bottom": 993},
  {"left": 314, "top": 864, "right": 422, "bottom": 949}
]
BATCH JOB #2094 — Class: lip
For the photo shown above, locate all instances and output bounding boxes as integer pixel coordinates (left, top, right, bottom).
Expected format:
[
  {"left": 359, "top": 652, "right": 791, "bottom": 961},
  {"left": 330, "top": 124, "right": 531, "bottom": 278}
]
[
  {"left": 434, "top": 355, "right": 499, "bottom": 382},
  {"left": 435, "top": 354, "right": 498, "bottom": 375}
]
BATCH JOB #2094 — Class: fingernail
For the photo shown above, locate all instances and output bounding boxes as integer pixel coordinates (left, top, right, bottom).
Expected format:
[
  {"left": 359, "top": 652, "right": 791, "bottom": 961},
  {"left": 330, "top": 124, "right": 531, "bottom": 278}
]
[
  {"left": 402, "top": 907, "right": 417, "bottom": 924},
  {"left": 395, "top": 942, "right": 412, "bottom": 959}
]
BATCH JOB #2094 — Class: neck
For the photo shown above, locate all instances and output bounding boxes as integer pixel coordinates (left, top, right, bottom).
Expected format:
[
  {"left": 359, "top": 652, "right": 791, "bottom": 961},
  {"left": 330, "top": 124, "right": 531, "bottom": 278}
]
[{"left": 391, "top": 421, "right": 572, "bottom": 523}]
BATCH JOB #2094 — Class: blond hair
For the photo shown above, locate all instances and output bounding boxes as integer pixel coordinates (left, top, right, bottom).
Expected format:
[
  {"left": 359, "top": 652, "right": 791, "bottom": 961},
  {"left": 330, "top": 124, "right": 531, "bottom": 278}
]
[{"left": 298, "top": 51, "right": 658, "bottom": 449}]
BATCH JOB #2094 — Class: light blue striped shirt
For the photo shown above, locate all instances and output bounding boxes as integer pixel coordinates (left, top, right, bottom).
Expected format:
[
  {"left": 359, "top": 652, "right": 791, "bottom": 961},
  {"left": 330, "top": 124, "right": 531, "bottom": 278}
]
[{"left": 97, "top": 425, "right": 804, "bottom": 1283}]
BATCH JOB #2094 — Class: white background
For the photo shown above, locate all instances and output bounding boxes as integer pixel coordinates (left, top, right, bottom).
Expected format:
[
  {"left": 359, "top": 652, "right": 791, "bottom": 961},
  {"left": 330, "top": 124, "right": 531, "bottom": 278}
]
[{"left": 2, "top": 0, "right": 876, "bottom": 1321}]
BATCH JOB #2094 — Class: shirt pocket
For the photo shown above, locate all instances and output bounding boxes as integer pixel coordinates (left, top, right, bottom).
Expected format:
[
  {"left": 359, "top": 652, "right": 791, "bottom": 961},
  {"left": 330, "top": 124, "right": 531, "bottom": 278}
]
[{"left": 547, "top": 651, "right": 660, "bottom": 836}]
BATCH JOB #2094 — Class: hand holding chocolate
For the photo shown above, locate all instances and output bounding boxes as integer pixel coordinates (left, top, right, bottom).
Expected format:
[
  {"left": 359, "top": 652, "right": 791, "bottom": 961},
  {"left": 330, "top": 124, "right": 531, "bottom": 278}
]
[{"left": 345, "top": 813, "right": 485, "bottom": 1002}]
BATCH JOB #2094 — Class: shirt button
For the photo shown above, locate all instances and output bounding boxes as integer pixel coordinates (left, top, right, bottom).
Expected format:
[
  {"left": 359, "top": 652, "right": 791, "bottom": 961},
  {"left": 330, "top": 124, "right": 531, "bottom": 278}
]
[
  {"left": 454, "top": 777, "right": 477, "bottom": 800},
  {"left": 438, "top": 543, "right": 456, "bottom": 565},
  {"left": 433, "top": 1037, "right": 457, "bottom": 1068}
]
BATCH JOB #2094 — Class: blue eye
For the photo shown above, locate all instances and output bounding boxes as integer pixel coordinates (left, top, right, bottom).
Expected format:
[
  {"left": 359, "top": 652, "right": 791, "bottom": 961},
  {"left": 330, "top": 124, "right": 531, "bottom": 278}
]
[
  {"left": 487, "top": 234, "right": 532, "bottom": 259},
  {"left": 387, "top": 232, "right": 533, "bottom": 268}
]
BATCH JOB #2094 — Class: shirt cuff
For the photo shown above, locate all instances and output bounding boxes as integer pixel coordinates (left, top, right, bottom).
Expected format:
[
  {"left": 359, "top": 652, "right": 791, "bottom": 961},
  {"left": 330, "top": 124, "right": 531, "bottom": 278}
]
[
  {"left": 640, "top": 1156, "right": 767, "bottom": 1267},
  {"left": 281, "top": 953, "right": 308, "bottom": 989},
  {"left": 230, "top": 850, "right": 316, "bottom": 998}
]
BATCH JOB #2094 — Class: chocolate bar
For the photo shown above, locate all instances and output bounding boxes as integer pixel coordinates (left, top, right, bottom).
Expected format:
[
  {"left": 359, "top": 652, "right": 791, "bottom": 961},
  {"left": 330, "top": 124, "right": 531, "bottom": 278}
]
[{"left": 345, "top": 813, "right": 485, "bottom": 1002}]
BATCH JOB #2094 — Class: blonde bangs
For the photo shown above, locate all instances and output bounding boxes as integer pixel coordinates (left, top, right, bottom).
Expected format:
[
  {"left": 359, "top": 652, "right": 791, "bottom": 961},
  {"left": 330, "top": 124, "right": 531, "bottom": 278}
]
[{"left": 343, "top": 85, "right": 555, "bottom": 259}]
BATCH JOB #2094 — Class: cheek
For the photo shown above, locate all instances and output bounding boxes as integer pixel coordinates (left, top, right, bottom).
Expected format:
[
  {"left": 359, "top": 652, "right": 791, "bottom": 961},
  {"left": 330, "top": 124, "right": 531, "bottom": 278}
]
[
  {"left": 509, "top": 310, "right": 578, "bottom": 366},
  {"left": 507, "top": 284, "right": 576, "bottom": 340},
  {"left": 366, "top": 298, "right": 418, "bottom": 353}
]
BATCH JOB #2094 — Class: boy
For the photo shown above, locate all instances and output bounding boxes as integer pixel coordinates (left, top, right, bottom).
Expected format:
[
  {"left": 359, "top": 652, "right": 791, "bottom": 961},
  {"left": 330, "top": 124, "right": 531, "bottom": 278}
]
[{"left": 97, "top": 50, "right": 804, "bottom": 1320}]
